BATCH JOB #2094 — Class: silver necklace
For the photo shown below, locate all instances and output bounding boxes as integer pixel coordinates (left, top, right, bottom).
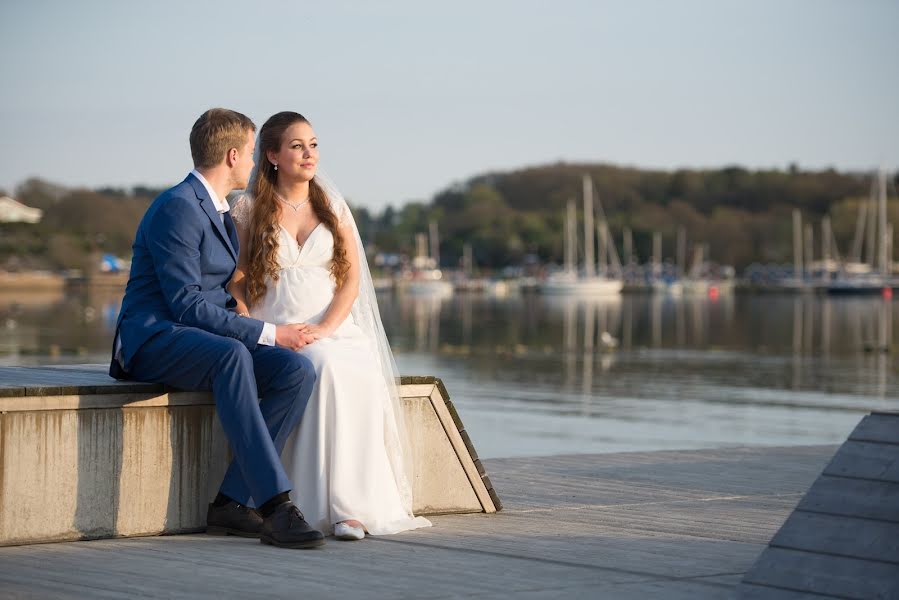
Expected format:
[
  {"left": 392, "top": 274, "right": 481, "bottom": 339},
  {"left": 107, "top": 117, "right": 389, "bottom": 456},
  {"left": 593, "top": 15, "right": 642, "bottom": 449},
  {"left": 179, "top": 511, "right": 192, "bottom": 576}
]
[{"left": 274, "top": 191, "right": 310, "bottom": 212}]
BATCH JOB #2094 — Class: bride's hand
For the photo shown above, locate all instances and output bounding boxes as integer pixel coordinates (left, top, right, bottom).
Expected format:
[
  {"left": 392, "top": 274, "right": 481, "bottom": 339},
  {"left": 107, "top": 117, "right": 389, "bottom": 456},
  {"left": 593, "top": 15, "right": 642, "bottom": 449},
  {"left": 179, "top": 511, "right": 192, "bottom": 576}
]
[
  {"left": 275, "top": 324, "right": 316, "bottom": 350},
  {"left": 297, "top": 322, "right": 335, "bottom": 340}
]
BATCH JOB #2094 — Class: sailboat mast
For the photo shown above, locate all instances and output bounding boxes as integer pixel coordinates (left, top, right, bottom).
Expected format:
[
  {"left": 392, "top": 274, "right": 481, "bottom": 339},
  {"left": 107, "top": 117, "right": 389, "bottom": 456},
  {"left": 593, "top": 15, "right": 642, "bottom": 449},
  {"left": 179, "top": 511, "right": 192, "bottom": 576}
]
[
  {"left": 566, "top": 199, "right": 576, "bottom": 274},
  {"left": 804, "top": 225, "right": 814, "bottom": 280},
  {"left": 652, "top": 232, "right": 662, "bottom": 279},
  {"left": 597, "top": 222, "right": 607, "bottom": 277},
  {"left": 887, "top": 223, "right": 894, "bottom": 277},
  {"left": 793, "top": 209, "right": 803, "bottom": 279},
  {"left": 429, "top": 221, "right": 440, "bottom": 268},
  {"left": 583, "top": 175, "right": 595, "bottom": 278},
  {"left": 849, "top": 201, "right": 867, "bottom": 264},
  {"left": 866, "top": 177, "right": 878, "bottom": 266},
  {"left": 879, "top": 168, "right": 889, "bottom": 276}
]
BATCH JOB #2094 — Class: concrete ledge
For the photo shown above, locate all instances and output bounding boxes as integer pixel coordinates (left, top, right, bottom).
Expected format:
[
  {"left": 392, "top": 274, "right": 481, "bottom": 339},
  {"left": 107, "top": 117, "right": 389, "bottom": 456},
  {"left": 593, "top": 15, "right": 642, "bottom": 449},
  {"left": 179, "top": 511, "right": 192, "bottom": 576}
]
[{"left": 0, "top": 366, "right": 497, "bottom": 547}]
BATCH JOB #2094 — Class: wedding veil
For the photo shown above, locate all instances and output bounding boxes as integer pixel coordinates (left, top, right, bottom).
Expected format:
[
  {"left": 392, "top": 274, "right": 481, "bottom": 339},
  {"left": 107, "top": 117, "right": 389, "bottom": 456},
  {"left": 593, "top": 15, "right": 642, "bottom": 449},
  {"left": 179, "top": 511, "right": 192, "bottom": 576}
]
[{"left": 238, "top": 148, "right": 417, "bottom": 517}]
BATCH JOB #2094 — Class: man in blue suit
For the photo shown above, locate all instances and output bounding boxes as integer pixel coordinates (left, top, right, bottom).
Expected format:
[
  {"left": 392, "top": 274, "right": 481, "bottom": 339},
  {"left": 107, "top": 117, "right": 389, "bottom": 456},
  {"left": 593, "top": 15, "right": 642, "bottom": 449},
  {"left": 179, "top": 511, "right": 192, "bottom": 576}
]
[{"left": 111, "top": 108, "right": 324, "bottom": 549}]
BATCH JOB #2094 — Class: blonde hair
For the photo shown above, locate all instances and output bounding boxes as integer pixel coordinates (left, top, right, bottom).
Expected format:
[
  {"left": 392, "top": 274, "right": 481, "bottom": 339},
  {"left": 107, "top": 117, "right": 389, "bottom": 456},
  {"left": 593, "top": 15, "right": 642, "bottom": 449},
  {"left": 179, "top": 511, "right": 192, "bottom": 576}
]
[{"left": 189, "top": 108, "right": 255, "bottom": 169}]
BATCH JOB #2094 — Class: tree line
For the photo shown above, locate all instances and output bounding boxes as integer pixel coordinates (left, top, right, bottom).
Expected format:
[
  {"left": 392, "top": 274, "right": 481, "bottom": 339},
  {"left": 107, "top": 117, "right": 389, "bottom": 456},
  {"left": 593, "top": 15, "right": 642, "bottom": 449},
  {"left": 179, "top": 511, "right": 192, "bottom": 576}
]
[
  {"left": 355, "top": 163, "right": 898, "bottom": 271},
  {"left": 2, "top": 163, "right": 896, "bottom": 273}
]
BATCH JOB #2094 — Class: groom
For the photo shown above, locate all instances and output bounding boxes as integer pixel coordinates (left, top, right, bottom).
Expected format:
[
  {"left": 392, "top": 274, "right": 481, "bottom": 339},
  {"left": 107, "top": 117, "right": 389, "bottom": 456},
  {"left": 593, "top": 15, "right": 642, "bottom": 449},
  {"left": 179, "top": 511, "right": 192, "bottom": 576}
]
[{"left": 110, "top": 108, "right": 324, "bottom": 549}]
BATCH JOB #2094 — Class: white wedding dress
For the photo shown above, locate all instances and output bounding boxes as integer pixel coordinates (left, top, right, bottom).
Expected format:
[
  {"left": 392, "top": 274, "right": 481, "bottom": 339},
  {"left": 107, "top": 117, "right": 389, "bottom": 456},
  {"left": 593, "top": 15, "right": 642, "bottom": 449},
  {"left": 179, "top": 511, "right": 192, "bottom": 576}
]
[{"left": 235, "top": 199, "right": 431, "bottom": 536}]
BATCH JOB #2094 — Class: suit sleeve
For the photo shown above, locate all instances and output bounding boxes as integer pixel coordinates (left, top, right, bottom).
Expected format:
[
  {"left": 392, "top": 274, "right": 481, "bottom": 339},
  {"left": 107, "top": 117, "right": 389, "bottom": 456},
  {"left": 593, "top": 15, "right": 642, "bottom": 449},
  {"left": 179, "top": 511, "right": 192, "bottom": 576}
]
[{"left": 146, "top": 195, "right": 265, "bottom": 349}]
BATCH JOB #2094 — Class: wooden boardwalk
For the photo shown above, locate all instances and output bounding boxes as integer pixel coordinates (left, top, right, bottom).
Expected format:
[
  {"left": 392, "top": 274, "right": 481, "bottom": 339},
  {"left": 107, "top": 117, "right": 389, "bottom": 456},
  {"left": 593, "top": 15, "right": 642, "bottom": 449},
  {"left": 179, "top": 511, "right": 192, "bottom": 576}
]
[
  {"left": 0, "top": 445, "right": 836, "bottom": 599},
  {"left": 739, "top": 412, "right": 899, "bottom": 599}
]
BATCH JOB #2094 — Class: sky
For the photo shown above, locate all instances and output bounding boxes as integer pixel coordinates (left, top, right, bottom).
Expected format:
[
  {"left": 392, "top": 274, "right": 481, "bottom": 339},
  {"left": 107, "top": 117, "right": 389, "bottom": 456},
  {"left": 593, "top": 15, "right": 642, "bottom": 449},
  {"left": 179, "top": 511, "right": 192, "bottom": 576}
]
[{"left": 1, "top": 0, "right": 897, "bottom": 210}]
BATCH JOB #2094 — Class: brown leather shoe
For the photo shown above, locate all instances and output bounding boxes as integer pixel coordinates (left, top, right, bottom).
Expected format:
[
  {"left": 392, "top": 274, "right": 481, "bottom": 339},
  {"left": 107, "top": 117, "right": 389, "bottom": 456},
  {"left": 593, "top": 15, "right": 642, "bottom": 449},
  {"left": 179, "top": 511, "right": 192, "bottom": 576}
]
[
  {"left": 206, "top": 501, "right": 263, "bottom": 538},
  {"left": 260, "top": 501, "right": 325, "bottom": 549}
]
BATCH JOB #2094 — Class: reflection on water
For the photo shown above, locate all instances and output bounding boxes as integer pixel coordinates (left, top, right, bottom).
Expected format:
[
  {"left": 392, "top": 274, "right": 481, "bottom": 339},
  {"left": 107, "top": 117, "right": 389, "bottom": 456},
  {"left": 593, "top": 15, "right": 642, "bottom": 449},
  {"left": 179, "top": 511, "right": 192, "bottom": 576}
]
[
  {"left": 2, "top": 289, "right": 897, "bottom": 458},
  {"left": 0, "top": 288, "right": 121, "bottom": 360}
]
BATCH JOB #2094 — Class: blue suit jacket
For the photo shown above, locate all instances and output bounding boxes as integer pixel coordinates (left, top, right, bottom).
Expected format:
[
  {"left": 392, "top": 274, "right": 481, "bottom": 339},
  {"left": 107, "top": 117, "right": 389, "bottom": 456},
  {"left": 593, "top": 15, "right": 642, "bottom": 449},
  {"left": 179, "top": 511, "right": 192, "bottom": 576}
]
[{"left": 110, "top": 173, "right": 264, "bottom": 377}]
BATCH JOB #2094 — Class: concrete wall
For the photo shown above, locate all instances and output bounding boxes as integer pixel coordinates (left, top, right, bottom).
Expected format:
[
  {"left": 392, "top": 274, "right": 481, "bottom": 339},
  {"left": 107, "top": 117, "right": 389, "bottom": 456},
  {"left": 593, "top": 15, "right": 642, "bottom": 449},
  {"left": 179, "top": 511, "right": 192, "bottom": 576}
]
[{"left": 0, "top": 381, "right": 493, "bottom": 546}]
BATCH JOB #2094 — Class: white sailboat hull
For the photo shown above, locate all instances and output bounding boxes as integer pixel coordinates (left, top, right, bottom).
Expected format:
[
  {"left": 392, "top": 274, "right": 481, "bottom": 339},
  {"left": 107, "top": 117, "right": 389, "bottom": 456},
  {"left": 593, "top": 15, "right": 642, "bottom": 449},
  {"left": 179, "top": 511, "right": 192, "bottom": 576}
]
[
  {"left": 399, "top": 279, "right": 454, "bottom": 297},
  {"left": 540, "top": 275, "right": 623, "bottom": 296}
]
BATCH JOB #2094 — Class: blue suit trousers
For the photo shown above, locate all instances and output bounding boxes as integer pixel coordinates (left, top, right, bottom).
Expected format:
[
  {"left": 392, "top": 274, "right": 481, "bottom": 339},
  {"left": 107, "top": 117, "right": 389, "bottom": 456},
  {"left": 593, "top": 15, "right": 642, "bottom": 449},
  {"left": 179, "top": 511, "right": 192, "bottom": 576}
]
[{"left": 129, "top": 325, "right": 315, "bottom": 507}]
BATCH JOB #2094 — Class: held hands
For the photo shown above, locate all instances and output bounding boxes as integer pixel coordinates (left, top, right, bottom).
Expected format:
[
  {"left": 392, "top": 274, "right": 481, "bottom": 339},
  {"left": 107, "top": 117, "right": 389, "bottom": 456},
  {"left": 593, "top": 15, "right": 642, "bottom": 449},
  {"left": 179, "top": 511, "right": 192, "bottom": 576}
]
[
  {"left": 274, "top": 324, "right": 316, "bottom": 351},
  {"left": 295, "top": 322, "right": 335, "bottom": 341}
]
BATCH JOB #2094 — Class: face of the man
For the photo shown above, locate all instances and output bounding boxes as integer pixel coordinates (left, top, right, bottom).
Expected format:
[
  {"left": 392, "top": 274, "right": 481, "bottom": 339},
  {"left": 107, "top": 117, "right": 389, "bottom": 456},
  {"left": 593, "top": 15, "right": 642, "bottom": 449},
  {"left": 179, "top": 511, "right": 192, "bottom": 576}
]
[{"left": 232, "top": 130, "right": 256, "bottom": 190}]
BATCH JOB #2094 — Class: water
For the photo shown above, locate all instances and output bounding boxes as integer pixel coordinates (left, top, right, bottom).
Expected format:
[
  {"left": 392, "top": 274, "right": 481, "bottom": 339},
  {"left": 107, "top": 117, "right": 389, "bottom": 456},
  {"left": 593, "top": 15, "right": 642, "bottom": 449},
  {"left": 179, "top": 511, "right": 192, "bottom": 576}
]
[{"left": 2, "top": 289, "right": 896, "bottom": 458}]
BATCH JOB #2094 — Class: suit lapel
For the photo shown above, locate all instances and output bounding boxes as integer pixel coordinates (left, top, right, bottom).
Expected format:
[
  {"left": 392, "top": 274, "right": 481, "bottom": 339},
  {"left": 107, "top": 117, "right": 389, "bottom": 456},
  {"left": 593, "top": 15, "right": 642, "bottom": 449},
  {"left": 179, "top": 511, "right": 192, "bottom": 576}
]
[{"left": 187, "top": 174, "right": 238, "bottom": 261}]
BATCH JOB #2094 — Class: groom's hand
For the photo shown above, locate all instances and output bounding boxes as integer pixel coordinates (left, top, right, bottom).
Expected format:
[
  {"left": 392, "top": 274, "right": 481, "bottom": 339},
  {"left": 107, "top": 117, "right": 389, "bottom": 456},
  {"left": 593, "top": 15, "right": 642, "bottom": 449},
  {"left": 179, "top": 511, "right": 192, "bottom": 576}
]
[{"left": 275, "top": 324, "right": 315, "bottom": 350}]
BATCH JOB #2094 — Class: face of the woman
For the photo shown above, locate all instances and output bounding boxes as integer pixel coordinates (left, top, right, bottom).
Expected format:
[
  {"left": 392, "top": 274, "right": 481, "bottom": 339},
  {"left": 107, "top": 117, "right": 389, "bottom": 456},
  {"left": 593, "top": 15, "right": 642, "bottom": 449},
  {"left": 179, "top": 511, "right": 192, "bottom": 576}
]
[{"left": 268, "top": 121, "right": 318, "bottom": 182}]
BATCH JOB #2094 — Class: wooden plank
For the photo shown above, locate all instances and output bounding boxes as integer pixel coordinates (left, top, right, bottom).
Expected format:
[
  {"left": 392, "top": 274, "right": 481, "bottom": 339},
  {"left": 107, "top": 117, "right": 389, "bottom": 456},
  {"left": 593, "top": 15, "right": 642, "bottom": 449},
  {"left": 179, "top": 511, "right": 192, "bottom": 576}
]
[
  {"left": 771, "top": 511, "right": 899, "bottom": 565},
  {"left": 742, "top": 547, "right": 899, "bottom": 599},
  {"left": 849, "top": 413, "right": 899, "bottom": 444},
  {"left": 737, "top": 583, "right": 840, "bottom": 599},
  {"left": 399, "top": 375, "right": 437, "bottom": 386},
  {"left": 823, "top": 440, "right": 899, "bottom": 484},
  {"left": 797, "top": 475, "right": 899, "bottom": 523},
  {"left": 488, "top": 447, "right": 835, "bottom": 512},
  {"left": 0, "top": 366, "right": 163, "bottom": 397},
  {"left": 0, "top": 366, "right": 110, "bottom": 382}
]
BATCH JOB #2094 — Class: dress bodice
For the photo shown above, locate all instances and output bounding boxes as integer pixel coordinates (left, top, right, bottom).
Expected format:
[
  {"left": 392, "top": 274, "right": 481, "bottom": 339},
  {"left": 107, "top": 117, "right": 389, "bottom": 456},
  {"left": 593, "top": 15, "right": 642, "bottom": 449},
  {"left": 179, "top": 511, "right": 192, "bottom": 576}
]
[
  {"left": 276, "top": 222, "right": 334, "bottom": 270},
  {"left": 250, "top": 222, "right": 355, "bottom": 332}
]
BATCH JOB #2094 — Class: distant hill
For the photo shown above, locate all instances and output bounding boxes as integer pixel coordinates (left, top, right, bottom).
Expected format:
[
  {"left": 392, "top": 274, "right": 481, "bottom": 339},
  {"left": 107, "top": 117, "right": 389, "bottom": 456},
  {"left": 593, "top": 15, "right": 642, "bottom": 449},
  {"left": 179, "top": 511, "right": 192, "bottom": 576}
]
[
  {"left": 3, "top": 165, "right": 896, "bottom": 273},
  {"left": 356, "top": 163, "right": 897, "bottom": 270}
]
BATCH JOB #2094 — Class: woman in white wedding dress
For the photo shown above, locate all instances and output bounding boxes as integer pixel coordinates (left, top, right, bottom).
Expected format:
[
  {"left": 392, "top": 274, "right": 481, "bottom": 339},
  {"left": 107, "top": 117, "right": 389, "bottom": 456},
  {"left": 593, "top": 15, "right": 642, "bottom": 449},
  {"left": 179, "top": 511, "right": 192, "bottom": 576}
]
[{"left": 229, "top": 111, "right": 431, "bottom": 540}]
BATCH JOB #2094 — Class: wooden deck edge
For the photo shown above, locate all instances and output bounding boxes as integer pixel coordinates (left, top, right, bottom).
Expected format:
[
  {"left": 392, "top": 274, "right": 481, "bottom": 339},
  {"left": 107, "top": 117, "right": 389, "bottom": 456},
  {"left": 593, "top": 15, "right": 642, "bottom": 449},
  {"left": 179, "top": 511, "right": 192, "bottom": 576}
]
[
  {"left": 737, "top": 412, "right": 899, "bottom": 597},
  {"left": 871, "top": 410, "right": 899, "bottom": 417}
]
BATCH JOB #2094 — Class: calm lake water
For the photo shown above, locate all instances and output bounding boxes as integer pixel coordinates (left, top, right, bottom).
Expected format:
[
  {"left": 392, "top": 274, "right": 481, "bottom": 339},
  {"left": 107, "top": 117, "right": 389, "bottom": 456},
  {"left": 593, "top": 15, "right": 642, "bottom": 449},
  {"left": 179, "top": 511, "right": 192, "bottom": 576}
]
[{"left": 2, "top": 288, "right": 897, "bottom": 458}]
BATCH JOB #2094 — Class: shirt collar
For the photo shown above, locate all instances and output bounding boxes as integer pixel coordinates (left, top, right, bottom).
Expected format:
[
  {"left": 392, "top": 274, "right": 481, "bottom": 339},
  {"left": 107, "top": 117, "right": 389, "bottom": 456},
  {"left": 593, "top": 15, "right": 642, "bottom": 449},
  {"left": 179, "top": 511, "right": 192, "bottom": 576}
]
[{"left": 190, "top": 169, "right": 230, "bottom": 213}]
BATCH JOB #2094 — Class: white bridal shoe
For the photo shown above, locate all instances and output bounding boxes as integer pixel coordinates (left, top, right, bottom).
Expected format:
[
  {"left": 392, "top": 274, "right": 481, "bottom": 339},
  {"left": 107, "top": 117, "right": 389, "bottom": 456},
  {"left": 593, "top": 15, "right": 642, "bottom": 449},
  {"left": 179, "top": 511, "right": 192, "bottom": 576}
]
[{"left": 334, "top": 522, "right": 365, "bottom": 541}]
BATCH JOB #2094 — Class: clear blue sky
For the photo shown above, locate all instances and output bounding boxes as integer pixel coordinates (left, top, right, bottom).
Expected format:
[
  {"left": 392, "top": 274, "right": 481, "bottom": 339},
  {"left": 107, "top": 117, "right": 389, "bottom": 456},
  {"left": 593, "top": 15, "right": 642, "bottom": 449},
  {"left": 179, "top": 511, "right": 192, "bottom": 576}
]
[{"left": 1, "top": 0, "right": 897, "bottom": 210}]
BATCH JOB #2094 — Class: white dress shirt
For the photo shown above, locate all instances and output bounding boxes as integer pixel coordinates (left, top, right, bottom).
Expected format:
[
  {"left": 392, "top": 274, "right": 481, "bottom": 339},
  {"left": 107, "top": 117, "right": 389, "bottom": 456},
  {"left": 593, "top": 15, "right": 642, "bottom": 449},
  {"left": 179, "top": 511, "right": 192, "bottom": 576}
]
[{"left": 190, "top": 170, "right": 276, "bottom": 347}]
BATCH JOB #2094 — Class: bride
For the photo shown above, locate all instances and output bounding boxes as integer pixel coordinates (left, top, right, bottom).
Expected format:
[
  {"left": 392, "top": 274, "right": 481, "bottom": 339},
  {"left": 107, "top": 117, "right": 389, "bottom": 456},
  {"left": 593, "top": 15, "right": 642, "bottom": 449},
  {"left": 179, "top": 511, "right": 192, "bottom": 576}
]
[{"left": 229, "top": 111, "right": 431, "bottom": 540}]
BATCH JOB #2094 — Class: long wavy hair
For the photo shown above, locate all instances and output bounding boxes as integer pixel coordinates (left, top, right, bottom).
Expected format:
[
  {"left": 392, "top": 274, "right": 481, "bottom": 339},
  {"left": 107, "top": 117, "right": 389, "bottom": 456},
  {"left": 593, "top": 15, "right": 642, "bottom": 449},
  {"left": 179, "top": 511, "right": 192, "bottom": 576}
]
[{"left": 245, "top": 111, "right": 350, "bottom": 308}]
